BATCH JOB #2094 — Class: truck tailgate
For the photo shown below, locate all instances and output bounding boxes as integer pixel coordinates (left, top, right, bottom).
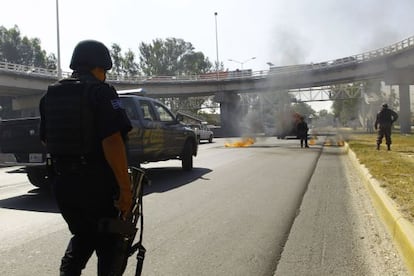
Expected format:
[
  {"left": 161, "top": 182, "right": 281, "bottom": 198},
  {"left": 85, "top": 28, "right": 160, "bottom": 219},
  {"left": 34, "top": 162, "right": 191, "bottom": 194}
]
[{"left": 0, "top": 117, "right": 45, "bottom": 154}]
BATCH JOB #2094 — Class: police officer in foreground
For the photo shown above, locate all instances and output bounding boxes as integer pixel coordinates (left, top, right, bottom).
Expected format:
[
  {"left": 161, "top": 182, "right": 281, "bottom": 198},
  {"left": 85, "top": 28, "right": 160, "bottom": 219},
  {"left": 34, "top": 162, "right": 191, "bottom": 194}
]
[
  {"left": 374, "top": 103, "right": 399, "bottom": 151},
  {"left": 39, "top": 40, "right": 133, "bottom": 275}
]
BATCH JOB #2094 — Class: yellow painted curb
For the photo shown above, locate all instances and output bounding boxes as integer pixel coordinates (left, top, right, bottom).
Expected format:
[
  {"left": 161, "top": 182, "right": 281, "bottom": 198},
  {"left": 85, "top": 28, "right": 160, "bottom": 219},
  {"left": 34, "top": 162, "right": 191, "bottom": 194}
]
[{"left": 346, "top": 143, "right": 414, "bottom": 275}]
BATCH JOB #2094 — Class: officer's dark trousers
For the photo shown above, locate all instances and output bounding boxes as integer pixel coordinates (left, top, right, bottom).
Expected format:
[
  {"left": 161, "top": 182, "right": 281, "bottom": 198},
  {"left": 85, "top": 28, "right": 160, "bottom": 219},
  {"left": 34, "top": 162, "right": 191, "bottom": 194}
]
[
  {"left": 60, "top": 231, "right": 120, "bottom": 275},
  {"left": 377, "top": 125, "right": 392, "bottom": 146},
  {"left": 52, "top": 161, "right": 119, "bottom": 276},
  {"left": 298, "top": 134, "right": 308, "bottom": 148}
]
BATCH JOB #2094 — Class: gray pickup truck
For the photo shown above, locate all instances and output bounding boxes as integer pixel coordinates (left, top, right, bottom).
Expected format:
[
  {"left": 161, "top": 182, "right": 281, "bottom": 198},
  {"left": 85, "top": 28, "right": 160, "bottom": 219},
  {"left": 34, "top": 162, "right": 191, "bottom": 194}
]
[
  {"left": 188, "top": 123, "right": 214, "bottom": 143},
  {"left": 0, "top": 94, "right": 198, "bottom": 188}
]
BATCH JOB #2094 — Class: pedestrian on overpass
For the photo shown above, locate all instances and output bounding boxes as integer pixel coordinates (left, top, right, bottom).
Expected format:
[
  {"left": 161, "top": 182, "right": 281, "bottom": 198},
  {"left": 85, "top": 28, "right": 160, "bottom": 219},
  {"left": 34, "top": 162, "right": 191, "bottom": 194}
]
[
  {"left": 39, "top": 40, "right": 132, "bottom": 275},
  {"left": 296, "top": 116, "right": 309, "bottom": 148},
  {"left": 374, "top": 103, "right": 398, "bottom": 150}
]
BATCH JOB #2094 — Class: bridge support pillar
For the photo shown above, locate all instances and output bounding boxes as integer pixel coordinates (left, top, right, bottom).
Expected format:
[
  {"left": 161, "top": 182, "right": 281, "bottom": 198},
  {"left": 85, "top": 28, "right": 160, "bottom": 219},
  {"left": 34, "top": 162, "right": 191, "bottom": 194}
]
[
  {"left": 398, "top": 84, "right": 411, "bottom": 134},
  {"left": 215, "top": 92, "right": 241, "bottom": 137}
]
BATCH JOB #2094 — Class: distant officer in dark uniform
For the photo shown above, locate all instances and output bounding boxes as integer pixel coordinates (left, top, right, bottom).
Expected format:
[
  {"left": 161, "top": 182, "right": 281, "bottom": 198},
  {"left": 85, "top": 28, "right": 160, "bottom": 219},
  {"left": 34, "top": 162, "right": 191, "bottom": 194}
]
[
  {"left": 39, "top": 40, "right": 132, "bottom": 275},
  {"left": 296, "top": 116, "right": 309, "bottom": 148},
  {"left": 374, "top": 103, "right": 398, "bottom": 150}
]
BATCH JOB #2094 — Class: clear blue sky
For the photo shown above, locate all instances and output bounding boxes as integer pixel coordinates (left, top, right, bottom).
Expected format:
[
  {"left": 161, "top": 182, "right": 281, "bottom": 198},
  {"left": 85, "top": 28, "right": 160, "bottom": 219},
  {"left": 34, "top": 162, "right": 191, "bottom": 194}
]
[{"left": 3, "top": 0, "right": 414, "bottom": 110}]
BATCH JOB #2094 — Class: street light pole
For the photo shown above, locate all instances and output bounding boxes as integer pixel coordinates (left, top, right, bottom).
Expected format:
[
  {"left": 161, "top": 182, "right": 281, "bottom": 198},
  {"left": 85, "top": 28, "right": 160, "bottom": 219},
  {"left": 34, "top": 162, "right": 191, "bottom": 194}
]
[
  {"left": 214, "top": 12, "right": 219, "bottom": 79},
  {"left": 228, "top": 57, "right": 256, "bottom": 70},
  {"left": 56, "top": 0, "right": 62, "bottom": 78}
]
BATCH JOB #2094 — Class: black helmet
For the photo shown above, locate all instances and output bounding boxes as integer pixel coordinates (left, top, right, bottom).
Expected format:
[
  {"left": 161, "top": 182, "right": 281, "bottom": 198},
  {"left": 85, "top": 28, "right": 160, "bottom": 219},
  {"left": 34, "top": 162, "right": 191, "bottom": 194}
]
[
  {"left": 382, "top": 103, "right": 388, "bottom": 108},
  {"left": 69, "top": 40, "right": 112, "bottom": 70}
]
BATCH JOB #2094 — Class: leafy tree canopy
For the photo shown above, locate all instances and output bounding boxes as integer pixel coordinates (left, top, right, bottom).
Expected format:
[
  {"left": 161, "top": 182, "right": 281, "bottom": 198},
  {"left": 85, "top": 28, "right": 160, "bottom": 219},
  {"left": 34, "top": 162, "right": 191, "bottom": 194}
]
[
  {"left": 139, "top": 38, "right": 212, "bottom": 76},
  {"left": 0, "top": 27, "right": 217, "bottom": 123},
  {"left": 0, "top": 25, "right": 56, "bottom": 69},
  {"left": 292, "top": 102, "right": 315, "bottom": 119},
  {"left": 331, "top": 83, "right": 361, "bottom": 125},
  {"left": 330, "top": 80, "right": 395, "bottom": 126},
  {"left": 109, "top": 43, "right": 139, "bottom": 77}
]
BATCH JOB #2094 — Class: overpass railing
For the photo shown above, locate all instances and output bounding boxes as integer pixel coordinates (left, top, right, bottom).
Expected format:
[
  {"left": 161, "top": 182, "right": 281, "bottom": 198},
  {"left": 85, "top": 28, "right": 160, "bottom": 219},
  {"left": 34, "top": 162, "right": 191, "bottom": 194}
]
[
  {"left": 1, "top": 35, "right": 414, "bottom": 83},
  {"left": 268, "top": 36, "right": 414, "bottom": 73},
  {"left": 0, "top": 61, "right": 62, "bottom": 77}
]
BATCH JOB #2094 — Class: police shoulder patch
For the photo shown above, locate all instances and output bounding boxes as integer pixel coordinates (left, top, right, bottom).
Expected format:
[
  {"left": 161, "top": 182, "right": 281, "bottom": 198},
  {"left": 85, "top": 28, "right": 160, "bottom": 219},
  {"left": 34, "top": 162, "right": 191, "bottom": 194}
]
[{"left": 111, "top": 98, "right": 123, "bottom": 109}]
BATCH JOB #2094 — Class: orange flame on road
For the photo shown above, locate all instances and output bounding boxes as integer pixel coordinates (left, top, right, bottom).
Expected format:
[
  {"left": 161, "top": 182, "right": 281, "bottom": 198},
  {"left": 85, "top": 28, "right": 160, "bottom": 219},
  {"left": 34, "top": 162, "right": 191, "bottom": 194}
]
[
  {"left": 323, "top": 137, "right": 345, "bottom": 147},
  {"left": 309, "top": 137, "right": 317, "bottom": 145},
  {"left": 225, "top": 137, "right": 255, "bottom": 148}
]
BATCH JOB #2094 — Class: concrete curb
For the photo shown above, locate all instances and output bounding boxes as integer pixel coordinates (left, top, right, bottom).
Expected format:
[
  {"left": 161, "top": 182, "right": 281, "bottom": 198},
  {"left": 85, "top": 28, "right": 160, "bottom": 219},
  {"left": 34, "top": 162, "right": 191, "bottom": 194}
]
[{"left": 345, "top": 143, "right": 414, "bottom": 275}]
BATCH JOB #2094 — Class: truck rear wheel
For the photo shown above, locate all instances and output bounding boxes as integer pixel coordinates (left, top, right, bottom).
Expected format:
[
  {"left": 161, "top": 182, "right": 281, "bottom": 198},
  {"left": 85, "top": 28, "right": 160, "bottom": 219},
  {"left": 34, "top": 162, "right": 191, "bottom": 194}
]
[
  {"left": 26, "top": 166, "right": 49, "bottom": 189},
  {"left": 181, "top": 140, "right": 194, "bottom": 171}
]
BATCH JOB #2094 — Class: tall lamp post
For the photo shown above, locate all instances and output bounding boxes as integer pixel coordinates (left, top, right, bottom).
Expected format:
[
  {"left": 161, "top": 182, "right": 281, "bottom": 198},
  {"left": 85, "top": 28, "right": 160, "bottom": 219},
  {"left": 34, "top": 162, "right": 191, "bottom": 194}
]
[
  {"left": 214, "top": 12, "right": 219, "bottom": 79},
  {"left": 56, "top": 0, "right": 62, "bottom": 78},
  {"left": 228, "top": 57, "right": 256, "bottom": 70}
]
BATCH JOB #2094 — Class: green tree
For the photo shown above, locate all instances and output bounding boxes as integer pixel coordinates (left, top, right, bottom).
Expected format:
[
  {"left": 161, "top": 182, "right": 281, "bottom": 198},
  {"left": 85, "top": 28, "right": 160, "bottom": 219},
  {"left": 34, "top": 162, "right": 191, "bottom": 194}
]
[
  {"left": 330, "top": 80, "right": 393, "bottom": 127},
  {"left": 214, "top": 60, "right": 224, "bottom": 72},
  {"left": 109, "top": 44, "right": 140, "bottom": 78},
  {"left": 45, "top": 53, "right": 57, "bottom": 70},
  {"left": 0, "top": 25, "right": 55, "bottom": 69},
  {"left": 139, "top": 37, "right": 212, "bottom": 76},
  {"left": 139, "top": 37, "right": 213, "bottom": 114},
  {"left": 198, "top": 112, "right": 220, "bottom": 125},
  {"left": 292, "top": 102, "right": 315, "bottom": 119},
  {"left": 0, "top": 25, "right": 20, "bottom": 63},
  {"left": 180, "top": 51, "right": 212, "bottom": 74},
  {"left": 318, "top": 109, "right": 329, "bottom": 117},
  {"left": 159, "top": 96, "right": 209, "bottom": 115},
  {"left": 331, "top": 83, "right": 362, "bottom": 125},
  {"left": 123, "top": 49, "right": 139, "bottom": 77},
  {"left": 110, "top": 43, "right": 123, "bottom": 76}
]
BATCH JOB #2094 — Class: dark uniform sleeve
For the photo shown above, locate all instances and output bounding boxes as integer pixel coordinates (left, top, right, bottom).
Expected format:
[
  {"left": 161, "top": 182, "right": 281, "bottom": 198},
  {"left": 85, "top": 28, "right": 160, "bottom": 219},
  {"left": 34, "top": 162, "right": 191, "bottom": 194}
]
[
  {"left": 94, "top": 84, "right": 132, "bottom": 141},
  {"left": 392, "top": 110, "right": 399, "bottom": 123},
  {"left": 374, "top": 112, "right": 379, "bottom": 129}
]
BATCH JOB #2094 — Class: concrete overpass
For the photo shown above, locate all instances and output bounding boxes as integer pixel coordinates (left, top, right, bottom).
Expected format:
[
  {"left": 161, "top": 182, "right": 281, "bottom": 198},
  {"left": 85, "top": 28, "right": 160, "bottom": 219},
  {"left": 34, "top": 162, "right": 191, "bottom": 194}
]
[{"left": 1, "top": 36, "right": 413, "bottom": 134}]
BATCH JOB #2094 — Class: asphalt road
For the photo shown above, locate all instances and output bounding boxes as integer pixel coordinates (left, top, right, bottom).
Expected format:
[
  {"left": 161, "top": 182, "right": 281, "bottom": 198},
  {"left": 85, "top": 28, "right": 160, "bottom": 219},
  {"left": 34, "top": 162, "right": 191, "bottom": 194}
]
[{"left": 0, "top": 137, "right": 408, "bottom": 275}]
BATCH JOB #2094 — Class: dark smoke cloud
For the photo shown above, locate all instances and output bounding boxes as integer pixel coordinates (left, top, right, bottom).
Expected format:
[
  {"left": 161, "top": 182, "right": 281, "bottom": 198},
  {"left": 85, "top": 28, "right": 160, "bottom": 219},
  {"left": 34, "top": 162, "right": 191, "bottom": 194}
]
[
  {"left": 269, "top": 27, "right": 310, "bottom": 66},
  {"left": 269, "top": 0, "right": 414, "bottom": 63}
]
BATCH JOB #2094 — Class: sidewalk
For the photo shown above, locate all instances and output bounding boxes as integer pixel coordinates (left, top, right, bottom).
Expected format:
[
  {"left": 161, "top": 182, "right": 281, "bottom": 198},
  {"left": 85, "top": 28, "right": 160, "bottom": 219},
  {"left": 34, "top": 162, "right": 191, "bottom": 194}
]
[{"left": 346, "top": 143, "right": 414, "bottom": 275}]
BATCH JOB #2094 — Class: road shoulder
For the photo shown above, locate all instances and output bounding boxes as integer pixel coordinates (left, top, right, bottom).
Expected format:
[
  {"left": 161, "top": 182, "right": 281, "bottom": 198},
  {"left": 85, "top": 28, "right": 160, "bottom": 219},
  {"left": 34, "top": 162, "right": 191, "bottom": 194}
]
[
  {"left": 274, "top": 145, "right": 408, "bottom": 275},
  {"left": 347, "top": 144, "right": 414, "bottom": 275}
]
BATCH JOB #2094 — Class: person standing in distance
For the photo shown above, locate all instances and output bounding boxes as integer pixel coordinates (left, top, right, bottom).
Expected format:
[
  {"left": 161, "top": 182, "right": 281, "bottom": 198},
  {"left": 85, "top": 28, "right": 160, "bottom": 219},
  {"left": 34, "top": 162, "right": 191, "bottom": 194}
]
[
  {"left": 39, "top": 40, "right": 132, "bottom": 275},
  {"left": 296, "top": 115, "right": 309, "bottom": 148},
  {"left": 374, "top": 103, "right": 398, "bottom": 150}
]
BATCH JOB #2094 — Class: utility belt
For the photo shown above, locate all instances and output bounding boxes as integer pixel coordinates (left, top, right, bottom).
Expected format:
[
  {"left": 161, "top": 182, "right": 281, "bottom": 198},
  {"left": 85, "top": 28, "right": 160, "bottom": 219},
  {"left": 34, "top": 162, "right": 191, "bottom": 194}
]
[{"left": 49, "top": 154, "right": 103, "bottom": 175}]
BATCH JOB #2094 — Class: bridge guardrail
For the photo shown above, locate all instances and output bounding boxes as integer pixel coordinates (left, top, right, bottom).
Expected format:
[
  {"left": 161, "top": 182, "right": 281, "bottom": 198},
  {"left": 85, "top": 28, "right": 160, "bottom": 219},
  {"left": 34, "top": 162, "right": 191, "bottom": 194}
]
[
  {"left": 1, "top": 35, "right": 414, "bottom": 83},
  {"left": 0, "top": 61, "right": 70, "bottom": 78}
]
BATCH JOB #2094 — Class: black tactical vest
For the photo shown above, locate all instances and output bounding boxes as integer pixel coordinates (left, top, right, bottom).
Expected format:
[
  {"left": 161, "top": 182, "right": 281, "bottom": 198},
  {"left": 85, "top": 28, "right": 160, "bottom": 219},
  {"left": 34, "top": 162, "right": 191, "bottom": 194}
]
[
  {"left": 377, "top": 109, "right": 395, "bottom": 126},
  {"left": 44, "top": 78, "right": 97, "bottom": 155}
]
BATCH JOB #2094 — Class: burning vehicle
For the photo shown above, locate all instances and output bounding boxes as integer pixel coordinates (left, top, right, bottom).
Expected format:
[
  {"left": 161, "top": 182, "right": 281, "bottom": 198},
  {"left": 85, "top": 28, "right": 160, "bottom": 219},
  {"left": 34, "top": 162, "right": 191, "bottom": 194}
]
[{"left": 275, "top": 111, "right": 302, "bottom": 139}]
